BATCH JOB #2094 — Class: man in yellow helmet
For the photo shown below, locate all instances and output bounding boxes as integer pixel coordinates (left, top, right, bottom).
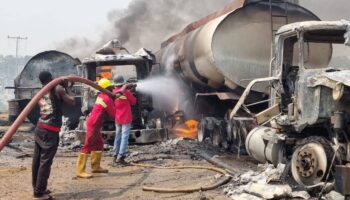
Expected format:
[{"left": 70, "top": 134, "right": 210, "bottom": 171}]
[{"left": 76, "top": 78, "right": 127, "bottom": 178}]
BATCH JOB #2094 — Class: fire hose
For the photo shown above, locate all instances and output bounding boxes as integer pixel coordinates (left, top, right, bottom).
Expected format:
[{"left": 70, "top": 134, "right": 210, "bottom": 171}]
[
  {"left": 130, "top": 162, "right": 232, "bottom": 193},
  {"left": 0, "top": 75, "right": 231, "bottom": 193},
  {"left": 0, "top": 75, "right": 115, "bottom": 152}
]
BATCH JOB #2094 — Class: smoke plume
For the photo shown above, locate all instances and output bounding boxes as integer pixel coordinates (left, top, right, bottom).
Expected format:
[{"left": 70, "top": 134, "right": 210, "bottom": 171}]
[
  {"left": 299, "top": 0, "right": 350, "bottom": 21},
  {"left": 56, "top": 0, "right": 232, "bottom": 58}
]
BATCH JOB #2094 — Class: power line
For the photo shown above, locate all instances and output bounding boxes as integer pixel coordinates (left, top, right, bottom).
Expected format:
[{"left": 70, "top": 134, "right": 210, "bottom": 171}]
[
  {"left": 7, "top": 35, "right": 28, "bottom": 75},
  {"left": 8, "top": 35, "right": 28, "bottom": 58}
]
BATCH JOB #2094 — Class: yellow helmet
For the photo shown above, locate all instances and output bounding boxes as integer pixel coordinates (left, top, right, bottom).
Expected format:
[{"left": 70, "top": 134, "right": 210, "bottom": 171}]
[{"left": 98, "top": 78, "right": 113, "bottom": 89}]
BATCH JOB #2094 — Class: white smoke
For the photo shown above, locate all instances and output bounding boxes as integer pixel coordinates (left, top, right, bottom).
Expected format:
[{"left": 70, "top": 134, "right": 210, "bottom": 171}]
[
  {"left": 0, "top": 92, "right": 13, "bottom": 112},
  {"left": 137, "top": 76, "right": 182, "bottom": 113}
]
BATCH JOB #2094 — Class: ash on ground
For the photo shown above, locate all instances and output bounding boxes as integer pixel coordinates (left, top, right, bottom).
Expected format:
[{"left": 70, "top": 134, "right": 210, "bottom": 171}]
[{"left": 1, "top": 125, "right": 345, "bottom": 200}]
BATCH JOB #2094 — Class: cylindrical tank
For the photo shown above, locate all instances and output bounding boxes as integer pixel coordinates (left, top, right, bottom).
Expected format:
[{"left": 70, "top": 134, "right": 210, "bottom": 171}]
[
  {"left": 13, "top": 51, "right": 83, "bottom": 128},
  {"left": 7, "top": 99, "right": 20, "bottom": 122},
  {"left": 245, "top": 126, "right": 281, "bottom": 166},
  {"left": 157, "top": 0, "right": 331, "bottom": 95}
]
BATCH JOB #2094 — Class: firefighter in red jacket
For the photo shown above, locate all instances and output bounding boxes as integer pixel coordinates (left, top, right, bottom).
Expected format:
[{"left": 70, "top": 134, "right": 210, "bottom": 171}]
[
  {"left": 76, "top": 78, "right": 127, "bottom": 178},
  {"left": 112, "top": 76, "right": 137, "bottom": 166}
]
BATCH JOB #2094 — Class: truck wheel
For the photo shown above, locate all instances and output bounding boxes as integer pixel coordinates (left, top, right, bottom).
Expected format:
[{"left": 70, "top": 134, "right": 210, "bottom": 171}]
[
  {"left": 291, "top": 136, "right": 336, "bottom": 186},
  {"left": 226, "top": 121, "right": 233, "bottom": 143},
  {"left": 198, "top": 119, "right": 207, "bottom": 143},
  {"left": 211, "top": 125, "right": 222, "bottom": 147}
]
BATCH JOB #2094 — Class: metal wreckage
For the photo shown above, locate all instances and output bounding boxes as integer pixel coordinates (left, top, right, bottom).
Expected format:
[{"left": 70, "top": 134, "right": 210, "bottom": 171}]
[{"left": 7, "top": 0, "right": 350, "bottom": 195}]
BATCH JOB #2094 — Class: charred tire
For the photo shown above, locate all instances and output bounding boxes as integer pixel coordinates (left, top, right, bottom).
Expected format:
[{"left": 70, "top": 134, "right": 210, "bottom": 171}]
[
  {"left": 211, "top": 125, "right": 221, "bottom": 147},
  {"left": 291, "top": 136, "right": 338, "bottom": 187},
  {"left": 226, "top": 121, "right": 233, "bottom": 143},
  {"left": 198, "top": 119, "right": 207, "bottom": 143}
]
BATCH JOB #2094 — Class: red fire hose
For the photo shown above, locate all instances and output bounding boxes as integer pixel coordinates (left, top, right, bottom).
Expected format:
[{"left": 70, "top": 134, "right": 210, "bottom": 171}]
[{"left": 0, "top": 75, "right": 115, "bottom": 152}]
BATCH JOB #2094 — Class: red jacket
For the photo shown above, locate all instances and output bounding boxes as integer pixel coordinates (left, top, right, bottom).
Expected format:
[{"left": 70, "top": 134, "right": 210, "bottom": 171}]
[
  {"left": 88, "top": 93, "right": 115, "bottom": 126},
  {"left": 113, "top": 87, "right": 136, "bottom": 124}
]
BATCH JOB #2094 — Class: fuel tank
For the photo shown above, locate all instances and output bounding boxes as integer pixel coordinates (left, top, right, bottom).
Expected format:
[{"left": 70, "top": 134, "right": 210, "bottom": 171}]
[
  {"left": 156, "top": 0, "right": 329, "bottom": 95},
  {"left": 11, "top": 51, "right": 82, "bottom": 128}
]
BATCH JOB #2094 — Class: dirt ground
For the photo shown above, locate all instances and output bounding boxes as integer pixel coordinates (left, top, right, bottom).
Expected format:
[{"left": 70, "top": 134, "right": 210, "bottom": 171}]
[{"left": 0, "top": 126, "right": 257, "bottom": 200}]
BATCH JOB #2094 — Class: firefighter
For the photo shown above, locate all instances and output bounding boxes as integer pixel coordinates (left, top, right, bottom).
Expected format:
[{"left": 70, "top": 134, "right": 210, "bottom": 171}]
[
  {"left": 76, "top": 78, "right": 127, "bottom": 178},
  {"left": 33, "top": 71, "right": 75, "bottom": 200},
  {"left": 112, "top": 76, "right": 137, "bottom": 166}
]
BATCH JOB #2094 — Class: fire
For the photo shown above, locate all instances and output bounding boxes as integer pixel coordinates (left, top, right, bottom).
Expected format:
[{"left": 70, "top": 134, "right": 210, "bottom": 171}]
[
  {"left": 173, "top": 119, "right": 199, "bottom": 139},
  {"left": 96, "top": 66, "right": 112, "bottom": 81}
]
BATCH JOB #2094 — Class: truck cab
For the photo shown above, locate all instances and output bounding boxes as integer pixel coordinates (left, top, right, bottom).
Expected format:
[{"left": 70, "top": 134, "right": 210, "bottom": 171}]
[
  {"left": 75, "top": 44, "right": 167, "bottom": 144},
  {"left": 233, "top": 20, "right": 350, "bottom": 191},
  {"left": 272, "top": 20, "right": 350, "bottom": 132},
  {"left": 271, "top": 21, "right": 350, "bottom": 190}
]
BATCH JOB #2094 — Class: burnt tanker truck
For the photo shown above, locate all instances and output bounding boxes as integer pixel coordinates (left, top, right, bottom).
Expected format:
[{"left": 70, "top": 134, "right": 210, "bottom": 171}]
[
  {"left": 8, "top": 44, "right": 167, "bottom": 144},
  {"left": 155, "top": 0, "right": 350, "bottom": 192},
  {"left": 8, "top": 0, "right": 350, "bottom": 193}
]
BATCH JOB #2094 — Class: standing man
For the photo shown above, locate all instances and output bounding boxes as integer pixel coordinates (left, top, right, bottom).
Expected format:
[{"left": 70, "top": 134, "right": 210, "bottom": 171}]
[
  {"left": 113, "top": 76, "right": 136, "bottom": 166},
  {"left": 33, "top": 71, "right": 76, "bottom": 200},
  {"left": 76, "top": 78, "right": 128, "bottom": 178}
]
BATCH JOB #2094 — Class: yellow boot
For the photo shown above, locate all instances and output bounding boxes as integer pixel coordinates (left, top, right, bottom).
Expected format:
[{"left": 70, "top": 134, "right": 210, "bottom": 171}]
[
  {"left": 91, "top": 151, "right": 109, "bottom": 173},
  {"left": 76, "top": 153, "right": 92, "bottom": 178}
]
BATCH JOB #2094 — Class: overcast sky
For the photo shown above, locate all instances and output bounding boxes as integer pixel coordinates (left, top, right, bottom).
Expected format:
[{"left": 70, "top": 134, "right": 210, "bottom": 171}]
[
  {"left": 0, "top": 0, "right": 131, "bottom": 56},
  {"left": 1, "top": 0, "right": 350, "bottom": 57}
]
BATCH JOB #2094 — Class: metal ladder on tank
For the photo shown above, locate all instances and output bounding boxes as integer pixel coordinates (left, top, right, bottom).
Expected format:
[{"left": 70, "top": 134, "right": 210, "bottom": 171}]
[
  {"left": 268, "top": 0, "right": 290, "bottom": 105},
  {"left": 269, "top": 0, "right": 289, "bottom": 41}
]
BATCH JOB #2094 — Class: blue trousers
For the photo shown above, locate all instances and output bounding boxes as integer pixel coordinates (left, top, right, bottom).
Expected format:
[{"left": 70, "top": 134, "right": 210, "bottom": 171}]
[{"left": 113, "top": 124, "right": 131, "bottom": 158}]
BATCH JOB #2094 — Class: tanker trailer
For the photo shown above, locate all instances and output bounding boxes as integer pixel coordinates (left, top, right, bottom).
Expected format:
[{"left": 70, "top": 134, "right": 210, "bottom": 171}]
[
  {"left": 155, "top": 0, "right": 323, "bottom": 147},
  {"left": 156, "top": 0, "right": 350, "bottom": 191},
  {"left": 6, "top": 51, "right": 83, "bottom": 129}
]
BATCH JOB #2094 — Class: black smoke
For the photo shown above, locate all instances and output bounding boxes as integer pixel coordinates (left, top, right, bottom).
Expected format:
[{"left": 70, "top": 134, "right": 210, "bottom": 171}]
[{"left": 56, "top": 0, "right": 232, "bottom": 58}]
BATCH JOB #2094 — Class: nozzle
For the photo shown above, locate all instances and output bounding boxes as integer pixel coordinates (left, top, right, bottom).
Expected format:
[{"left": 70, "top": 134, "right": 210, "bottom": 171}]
[{"left": 127, "top": 83, "right": 137, "bottom": 89}]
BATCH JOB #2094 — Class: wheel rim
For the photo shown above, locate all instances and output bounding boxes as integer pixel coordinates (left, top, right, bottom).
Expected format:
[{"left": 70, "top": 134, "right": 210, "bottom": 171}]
[{"left": 291, "top": 142, "right": 328, "bottom": 186}]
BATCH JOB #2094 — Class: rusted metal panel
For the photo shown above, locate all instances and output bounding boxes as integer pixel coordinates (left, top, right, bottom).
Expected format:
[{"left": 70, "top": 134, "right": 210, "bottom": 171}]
[
  {"left": 195, "top": 92, "right": 241, "bottom": 101},
  {"left": 335, "top": 165, "right": 350, "bottom": 195},
  {"left": 308, "top": 70, "right": 350, "bottom": 89},
  {"left": 255, "top": 104, "right": 280, "bottom": 125}
]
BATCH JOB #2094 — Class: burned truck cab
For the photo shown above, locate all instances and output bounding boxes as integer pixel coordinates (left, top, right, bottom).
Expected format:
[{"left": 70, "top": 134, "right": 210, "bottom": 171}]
[
  {"left": 271, "top": 21, "right": 350, "bottom": 190},
  {"left": 239, "top": 20, "right": 350, "bottom": 192},
  {"left": 75, "top": 43, "right": 167, "bottom": 144}
]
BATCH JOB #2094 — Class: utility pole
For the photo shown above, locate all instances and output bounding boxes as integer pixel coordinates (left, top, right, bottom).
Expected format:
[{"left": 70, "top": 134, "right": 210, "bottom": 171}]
[
  {"left": 8, "top": 36, "right": 27, "bottom": 58},
  {"left": 7, "top": 35, "right": 28, "bottom": 75}
]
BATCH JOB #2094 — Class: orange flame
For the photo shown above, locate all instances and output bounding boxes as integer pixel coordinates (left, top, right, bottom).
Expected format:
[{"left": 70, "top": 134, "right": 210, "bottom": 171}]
[
  {"left": 173, "top": 119, "right": 199, "bottom": 139},
  {"left": 96, "top": 66, "right": 113, "bottom": 81}
]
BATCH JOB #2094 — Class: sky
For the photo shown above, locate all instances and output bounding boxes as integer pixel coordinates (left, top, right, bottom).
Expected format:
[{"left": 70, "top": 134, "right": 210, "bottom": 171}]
[
  {"left": 1, "top": 0, "right": 350, "bottom": 57},
  {"left": 0, "top": 0, "right": 131, "bottom": 56}
]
